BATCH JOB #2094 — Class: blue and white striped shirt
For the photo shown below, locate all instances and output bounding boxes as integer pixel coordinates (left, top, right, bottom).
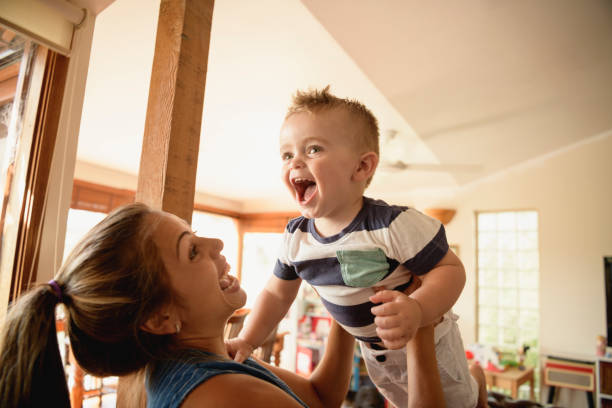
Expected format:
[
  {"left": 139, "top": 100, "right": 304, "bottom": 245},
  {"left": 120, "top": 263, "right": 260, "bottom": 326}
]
[{"left": 274, "top": 197, "right": 448, "bottom": 343}]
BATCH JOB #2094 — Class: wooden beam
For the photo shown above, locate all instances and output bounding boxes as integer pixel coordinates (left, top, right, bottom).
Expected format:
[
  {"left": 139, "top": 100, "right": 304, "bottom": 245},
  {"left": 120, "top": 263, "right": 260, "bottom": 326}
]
[
  {"left": 135, "top": 0, "right": 214, "bottom": 224},
  {"left": 120, "top": 1, "right": 214, "bottom": 406}
]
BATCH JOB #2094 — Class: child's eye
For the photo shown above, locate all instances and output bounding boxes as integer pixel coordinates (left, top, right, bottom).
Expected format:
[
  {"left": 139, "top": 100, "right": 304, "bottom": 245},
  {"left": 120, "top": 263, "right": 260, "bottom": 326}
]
[
  {"left": 189, "top": 244, "right": 199, "bottom": 260},
  {"left": 281, "top": 152, "right": 293, "bottom": 161},
  {"left": 307, "top": 145, "right": 322, "bottom": 154}
]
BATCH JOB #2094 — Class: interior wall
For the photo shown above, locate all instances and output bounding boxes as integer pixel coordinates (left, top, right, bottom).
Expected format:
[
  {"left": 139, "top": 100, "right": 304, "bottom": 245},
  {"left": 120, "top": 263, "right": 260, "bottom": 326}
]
[{"left": 415, "top": 132, "right": 612, "bottom": 405}]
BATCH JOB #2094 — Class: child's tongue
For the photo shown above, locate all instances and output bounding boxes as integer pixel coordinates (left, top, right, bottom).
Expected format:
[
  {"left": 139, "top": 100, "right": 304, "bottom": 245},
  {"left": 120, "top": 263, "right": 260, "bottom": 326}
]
[{"left": 303, "top": 184, "right": 316, "bottom": 202}]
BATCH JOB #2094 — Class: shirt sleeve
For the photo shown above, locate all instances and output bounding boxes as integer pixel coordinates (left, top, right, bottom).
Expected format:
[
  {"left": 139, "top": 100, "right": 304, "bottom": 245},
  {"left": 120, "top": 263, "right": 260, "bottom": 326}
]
[
  {"left": 273, "top": 259, "right": 299, "bottom": 280},
  {"left": 388, "top": 208, "right": 449, "bottom": 276},
  {"left": 272, "top": 229, "right": 299, "bottom": 280}
]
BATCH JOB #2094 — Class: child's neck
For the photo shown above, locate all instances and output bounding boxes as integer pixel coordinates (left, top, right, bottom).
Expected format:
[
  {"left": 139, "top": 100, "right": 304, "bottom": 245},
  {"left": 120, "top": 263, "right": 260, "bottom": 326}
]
[{"left": 314, "top": 196, "right": 364, "bottom": 238}]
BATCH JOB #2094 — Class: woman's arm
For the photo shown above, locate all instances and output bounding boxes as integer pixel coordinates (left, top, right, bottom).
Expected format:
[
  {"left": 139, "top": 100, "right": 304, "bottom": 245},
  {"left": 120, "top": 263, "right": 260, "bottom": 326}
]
[
  {"left": 406, "top": 324, "right": 446, "bottom": 408},
  {"left": 263, "top": 319, "right": 355, "bottom": 408},
  {"left": 184, "top": 319, "right": 354, "bottom": 408}
]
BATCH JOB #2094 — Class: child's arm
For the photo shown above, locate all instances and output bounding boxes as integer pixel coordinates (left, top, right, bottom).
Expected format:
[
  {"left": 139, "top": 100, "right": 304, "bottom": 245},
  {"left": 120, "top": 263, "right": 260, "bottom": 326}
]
[
  {"left": 409, "top": 248, "right": 465, "bottom": 325},
  {"left": 370, "top": 249, "right": 465, "bottom": 349},
  {"left": 228, "top": 275, "right": 301, "bottom": 362}
]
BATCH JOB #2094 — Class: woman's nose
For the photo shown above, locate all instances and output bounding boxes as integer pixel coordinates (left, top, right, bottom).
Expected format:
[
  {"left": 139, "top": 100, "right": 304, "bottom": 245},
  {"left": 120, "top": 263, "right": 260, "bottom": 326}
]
[
  {"left": 202, "top": 237, "right": 223, "bottom": 254},
  {"left": 212, "top": 238, "right": 224, "bottom": 253}
]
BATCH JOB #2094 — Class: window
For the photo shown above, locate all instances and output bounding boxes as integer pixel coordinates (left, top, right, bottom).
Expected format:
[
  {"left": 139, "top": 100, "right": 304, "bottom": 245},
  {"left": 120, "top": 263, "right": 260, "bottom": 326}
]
[
  {"left": 63, "top": 208, "right": 107, "bottom": 259},
  {"left": 241, "top": 232, "right": 282, "bottom": 309},
  {"left": 191, "top": 210, "right": 239, "bottom": 276},
  {"left": 476, "top": 211, "right": 540, "bottom": 394}
]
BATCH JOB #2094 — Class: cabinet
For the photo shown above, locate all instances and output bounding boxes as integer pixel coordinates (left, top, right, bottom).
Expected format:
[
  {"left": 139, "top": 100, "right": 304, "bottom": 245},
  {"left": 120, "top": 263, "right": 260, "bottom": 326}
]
[{"left": 597, "top": 357, "right": 612, "bottom": 408}]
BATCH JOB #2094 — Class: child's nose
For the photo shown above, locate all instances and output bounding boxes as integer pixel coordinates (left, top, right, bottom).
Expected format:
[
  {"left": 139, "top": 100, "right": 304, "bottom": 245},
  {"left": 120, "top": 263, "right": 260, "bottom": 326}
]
[{"left": 289, "top": 155, "right": 305, "bottom": 169}]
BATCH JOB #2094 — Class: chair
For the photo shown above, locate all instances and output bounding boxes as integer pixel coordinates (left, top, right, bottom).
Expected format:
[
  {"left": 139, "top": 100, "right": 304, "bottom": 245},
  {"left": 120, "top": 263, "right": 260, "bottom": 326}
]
[
  {"left": 253, "top": 325, "right": 279, "bottom": 363},
  {"left": 224, "top": 308, "right": 250, "bottom": 340},
  {"left": 271, "top": 331, "right": 289, "bottom": 367}
]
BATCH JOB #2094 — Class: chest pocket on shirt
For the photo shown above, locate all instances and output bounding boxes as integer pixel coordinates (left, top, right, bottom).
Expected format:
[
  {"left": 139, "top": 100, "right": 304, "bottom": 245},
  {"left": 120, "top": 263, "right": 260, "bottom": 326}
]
[{"left": 336, "top": 248, "right": 389, "bottom": 287}]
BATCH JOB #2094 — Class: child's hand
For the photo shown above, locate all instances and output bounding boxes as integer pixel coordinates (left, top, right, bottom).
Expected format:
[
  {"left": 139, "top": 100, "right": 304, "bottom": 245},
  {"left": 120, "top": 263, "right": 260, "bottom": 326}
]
[
  {"left": 370, "top": 290, "right": 423, "bottom": 350},
  {"left": 225, "top": 337, "right": 255, "bottom": 362}
]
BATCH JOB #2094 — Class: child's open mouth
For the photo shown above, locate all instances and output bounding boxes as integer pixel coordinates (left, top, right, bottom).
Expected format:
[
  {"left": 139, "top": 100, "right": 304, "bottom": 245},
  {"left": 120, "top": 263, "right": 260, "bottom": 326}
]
[{"left": 291, "top": 177, "right": 317, "bottom": 204}]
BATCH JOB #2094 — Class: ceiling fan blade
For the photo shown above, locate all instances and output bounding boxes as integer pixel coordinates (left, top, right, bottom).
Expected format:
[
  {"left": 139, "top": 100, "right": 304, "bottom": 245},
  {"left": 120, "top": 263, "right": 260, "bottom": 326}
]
[{"left": 380, "top": 161, "right": 482, "bottom": 173}]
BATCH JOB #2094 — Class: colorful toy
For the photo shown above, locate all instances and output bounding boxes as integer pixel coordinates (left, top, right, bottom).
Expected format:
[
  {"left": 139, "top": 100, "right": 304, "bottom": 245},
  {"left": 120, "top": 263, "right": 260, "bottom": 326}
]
[{"left": 466, "top": 343, "right": 506, "bottom": 372}]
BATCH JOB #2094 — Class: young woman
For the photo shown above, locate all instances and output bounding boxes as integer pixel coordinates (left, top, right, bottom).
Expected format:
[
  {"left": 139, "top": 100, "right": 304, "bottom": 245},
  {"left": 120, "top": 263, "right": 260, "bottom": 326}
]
[{"left": 0, "top": 203, "right": 447, "bottom": 407}]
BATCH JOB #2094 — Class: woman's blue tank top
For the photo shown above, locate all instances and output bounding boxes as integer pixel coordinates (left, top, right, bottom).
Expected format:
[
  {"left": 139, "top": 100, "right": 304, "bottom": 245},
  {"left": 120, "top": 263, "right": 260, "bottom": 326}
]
[{"left": 146, "top": 349, "right": 307, "bottom": 407}]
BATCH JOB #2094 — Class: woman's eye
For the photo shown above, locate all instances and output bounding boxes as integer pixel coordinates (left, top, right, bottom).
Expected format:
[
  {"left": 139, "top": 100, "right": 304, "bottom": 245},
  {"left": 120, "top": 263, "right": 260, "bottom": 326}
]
[
  {"left": 307, "top": 146, "right": 321, "bottom": 154},
  {"left": 189, "top": 245, "right": 199, "bottom": 260}
]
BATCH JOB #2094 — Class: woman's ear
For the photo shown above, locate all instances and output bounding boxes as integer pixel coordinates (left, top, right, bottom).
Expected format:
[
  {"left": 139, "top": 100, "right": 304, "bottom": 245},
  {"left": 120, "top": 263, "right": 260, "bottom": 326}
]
[
  {"left": 140, "top": 307, "right": 178, "bottom": 335},
  {"left": 353, "top": 152, "right": 379, "bottom": 183}
]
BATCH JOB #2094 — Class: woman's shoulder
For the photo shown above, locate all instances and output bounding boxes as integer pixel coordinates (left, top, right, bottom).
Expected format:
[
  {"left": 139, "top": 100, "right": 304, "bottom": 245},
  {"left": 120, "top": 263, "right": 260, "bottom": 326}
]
[
  {"left": 146, "top": 349, "right": 231, "bottom": 407},
  {"left": 181, "top": 370, "right": 305, "bottom": 408},
  {"left": 147, "top": 351, "right": 306, "bottom": 408}
]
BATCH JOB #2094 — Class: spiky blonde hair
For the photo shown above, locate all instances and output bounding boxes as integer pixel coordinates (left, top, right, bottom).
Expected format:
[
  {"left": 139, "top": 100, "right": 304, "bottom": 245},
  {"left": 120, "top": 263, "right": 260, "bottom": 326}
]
[{"left": 286, "top": 86, "right": 379, "bottom": 186}]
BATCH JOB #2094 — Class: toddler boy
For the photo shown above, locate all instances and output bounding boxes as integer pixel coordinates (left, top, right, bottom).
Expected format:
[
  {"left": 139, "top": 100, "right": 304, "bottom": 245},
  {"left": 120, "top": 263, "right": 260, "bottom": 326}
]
[{"left": 229, "top": 86, "right": 480, "bottom": 407}]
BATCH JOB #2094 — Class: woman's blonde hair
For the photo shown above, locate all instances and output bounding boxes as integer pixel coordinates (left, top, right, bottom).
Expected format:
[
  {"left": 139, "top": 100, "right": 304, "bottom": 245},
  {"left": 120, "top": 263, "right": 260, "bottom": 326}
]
[{"left": 0, "top": 203, "right": 175, "bottom": 407}]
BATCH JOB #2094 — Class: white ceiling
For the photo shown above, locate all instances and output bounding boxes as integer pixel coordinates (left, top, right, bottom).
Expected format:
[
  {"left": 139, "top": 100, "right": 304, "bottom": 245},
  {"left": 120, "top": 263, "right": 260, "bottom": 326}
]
[{"left": 77, "top": 0, "right": 612, "bottom": 211}]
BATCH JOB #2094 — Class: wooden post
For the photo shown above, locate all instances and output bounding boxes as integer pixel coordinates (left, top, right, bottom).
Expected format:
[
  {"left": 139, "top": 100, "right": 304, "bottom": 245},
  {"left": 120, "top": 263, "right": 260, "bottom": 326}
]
[
  {"left": 135, "top": 0, "right": 214, "bottom": 224},
  {"left": 118, "top": 1, "right": 214, "bottom": 406}
]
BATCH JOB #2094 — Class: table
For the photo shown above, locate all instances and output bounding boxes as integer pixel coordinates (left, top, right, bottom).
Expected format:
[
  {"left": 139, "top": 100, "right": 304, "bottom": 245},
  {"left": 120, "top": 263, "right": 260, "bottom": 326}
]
[{"left": 484, "top": 366, "right": 535, "bottom": 400}]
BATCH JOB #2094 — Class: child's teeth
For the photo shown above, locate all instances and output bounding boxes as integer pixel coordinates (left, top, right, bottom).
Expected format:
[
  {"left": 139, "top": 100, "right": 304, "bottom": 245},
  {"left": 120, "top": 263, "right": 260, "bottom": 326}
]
[{"left": 219, "top": 276, "right": 230, "bottom": 290}]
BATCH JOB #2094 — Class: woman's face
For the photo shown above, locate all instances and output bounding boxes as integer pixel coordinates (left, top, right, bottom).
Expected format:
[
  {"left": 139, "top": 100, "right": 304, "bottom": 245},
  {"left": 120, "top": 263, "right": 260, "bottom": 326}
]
[{"left": 149, "top": 211, "right": 246, "bottom": 334}]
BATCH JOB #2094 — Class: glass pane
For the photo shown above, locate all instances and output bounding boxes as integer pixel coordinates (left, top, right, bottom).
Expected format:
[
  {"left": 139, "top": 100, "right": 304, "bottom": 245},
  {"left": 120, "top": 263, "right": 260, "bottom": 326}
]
[
  {"left": 499, "top": 288, "right": 517, "bottom": 308},
  {"left": 478, "top": 213, "right": 497, "bottom": 231},
  {"left": 191, "top": 211, "right": 239, "bottom": 275},
  {"left": 519, "top": 309, "right": 539, "bottom": 330},
  {"left": 498, "top": 250, "right": 518, "bottom": 270},
  {"left": 520, "top": 289, "right": 539, "bottom": 309},
  {"left": 478, "top": 250, "right": 497, "bottom": 269},
  {"left": 478, "top": 232, "right": 497, "bottom": 250},
  {"left": 499, "top": 309, "right": 518, "bottom": 327},
  {"left": 479, "top": 325, "right": 498, "bottom": 344},
  {"left": 521, "top": 328, "right": 539, "bottom": 347},
  {"left": 498, "top": 232, "right": 516, "bottom": 251},
  {"left": 479, "top": 306, "right": 498, "bottom": 325},
  {"left": 498, "top": 212, "right": 516, "bottom": 231},
  {"left": 519, "top": 270, "right": 538, "bottom": 289},
  {"left": 501, "top": 327, "right": 518, "bottom": 346},
  {"left": 63, "top": 209, "right": 107, "bottom": 260},
  {"left": 500, "top": 269, "right": 517, "bottom": 288},
  {"left": 518, "top": 231, "right": 537, "bottom": 250},
  {"left": 241, "top": 233, "right": 282, "bottom": 309},
  {"left": 0, "top": 30, "right": 32, "bottom": 249},
  {"left": 479, "top": 288, "right": 498, "bottom": 306},
  {"left": 518, "top": 250, "right": 539, "bottom": 270},
  {"left": 479, "top": 268, "right": 498, "bottom": 287},
  {"left": 517, "top": 211, "right": 538, "bottom": 231}
]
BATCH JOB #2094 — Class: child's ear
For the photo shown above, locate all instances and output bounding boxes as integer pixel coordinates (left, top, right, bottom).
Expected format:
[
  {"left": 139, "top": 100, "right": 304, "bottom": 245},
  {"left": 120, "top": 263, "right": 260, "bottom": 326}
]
[
  {"left": 140, "top": 306, "right": 179, "bottom": 335},
  {"left": 353, "top": 152, "right": 379, "bottom": 183}
]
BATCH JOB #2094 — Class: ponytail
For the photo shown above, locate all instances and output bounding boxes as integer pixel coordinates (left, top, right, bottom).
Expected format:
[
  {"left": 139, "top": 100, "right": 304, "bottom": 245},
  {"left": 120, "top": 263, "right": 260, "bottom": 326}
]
[{"left": 0, "top": 284, "right": 70, "bottom": 408}]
